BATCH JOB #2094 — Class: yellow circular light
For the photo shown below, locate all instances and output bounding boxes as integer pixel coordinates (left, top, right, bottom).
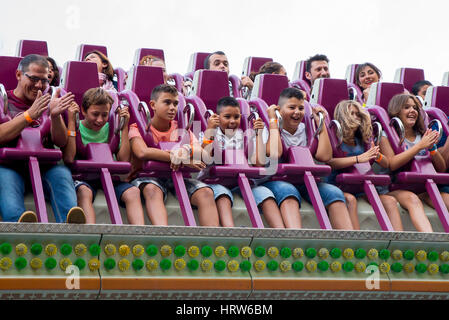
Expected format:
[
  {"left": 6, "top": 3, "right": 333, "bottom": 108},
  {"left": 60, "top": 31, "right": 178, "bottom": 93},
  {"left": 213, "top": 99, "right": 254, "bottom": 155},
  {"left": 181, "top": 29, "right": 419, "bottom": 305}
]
[
  {"left": 118, "top": 259, "right": 130, "bottom": 272},
  {"left": 416, "top": 250, "right": 427, "bottom": 262},
  {"left": 293, "top": 248, "right": 304, "bottom": 259},
  {"left": 280, "top": 261, "right": 292, "bottom": 272},
  {"left": 379, "top": 262, "right": 390, "bottom": 274},
  {"left": 15, "top": 243, "right": 28, "bottom": 256},
  {"left": 367, "top": 249, "right": 378, "bottom": 260},
  {"left": 240, "top": 246, "right": 252, "bottom": 258},
  {"left": 59, "top": 258, "right": 72, "bottom": 271},
  {"left": 0, "top": 257, "right": 12, "bottom": 271},
  {"left": 160, "top": 245, "right": 172, "bottom": 257},
  {"left": 355, "top": 262, "right": 366, "bottom": 273},
  {"left": 201, "top": 259, "right": 213, "bottom": 272},
  {"left": 428, "top": 263, "right": 439, "bottom": 275},
  {"left": 45, "top": 244, "right": 57, "bottom": 256},
  {"left": 215, "top": 246, "right": 226, "bottom": 258},
  {"left": 440, "top": 251, "right": 449, "bottom": 262},
  {"left": 146, "top": 259, "right": 159, "bottom": 271},
  {"left": 318, "top": 248, "right": 329, "bottom": 259},
  {"left": 88, "top": 258, "right": 101, "bottom": 271},
  {"left": 118, "top": 245, "right": 130, "bottom": 257},
  {"left": 267, "top": 247, "right": 279, "bottom": 259},
  {"left": 306, "top": 260, "right": 317, "bottom": 272},
  {"left": 132, "top": 245, "right": 145, "bottom": 257},
  {"left": 227, "top": 260, "right": 239, "bottom": 272},
  {"left": 392, "top": 250, "right": 403, "bottom": 260},
  {"left": 331, "top": 261, "right": 342, "bottom": 273},
  {"left": 254, "top": 260, "right": 265, "bottom": 272},
  {"left": 343, "top": 248, "right": 354, "bottom": 259},
  {"left": 404, "top": 263, "right": 414, "bottom": 273},
  {"left": 174, "top": 259, "right": 186, "bottom": 271},
  {"left": 74, "top": 244, "right": 87, "bottom": 256},
  {"left": 30, "top": 258, "right": 42, "bottom": 270},
  {"left": 104, "top": 244, "right": 117, "bottom": 256},
  {"left": 188, "top": 246, "right": 200, "bottom": 258}
]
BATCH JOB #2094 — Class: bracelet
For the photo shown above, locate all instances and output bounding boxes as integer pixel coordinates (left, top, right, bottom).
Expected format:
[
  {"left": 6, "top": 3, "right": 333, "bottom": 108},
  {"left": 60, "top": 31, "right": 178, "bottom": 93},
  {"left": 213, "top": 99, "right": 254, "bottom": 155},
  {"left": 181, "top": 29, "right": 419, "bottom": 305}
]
[
  {"left": 269, "top": 118, "right": 278, "bottom": 124},
  {"left": 23, "top": 111, "right": 34, "bottom": 124},
  {"left": 375, "top": 154, "right": 383, "bottom": 163},
  {"left": 183, "top": 144, "right": 193, "bottom": 157},
  {"left": 428, "top": 144, "right": 437, "bottom": 152},
  {"left": 203, "top": 139, "right": 213, "bottom": 145},
  {"left": 430, "top": 149, "right": 437, "bottom": 156},
  {"left": 67, "top": 130, "right": 76, "bottom": 137},
  {"left": 356, "top": 156, "right": 359, "bottom": 163}
]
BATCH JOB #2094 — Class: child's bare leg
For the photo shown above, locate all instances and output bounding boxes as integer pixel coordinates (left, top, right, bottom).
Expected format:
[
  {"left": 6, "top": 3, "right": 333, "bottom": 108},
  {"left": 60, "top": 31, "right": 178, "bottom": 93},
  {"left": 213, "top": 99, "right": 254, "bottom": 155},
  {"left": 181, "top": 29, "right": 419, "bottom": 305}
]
[
  {"left": 121, "top": 186, "right": 145, "bottom": 225},
  {"left": 327, "top": 201, "right": 354, "bottom": 230},
  {"left": 379, "top": 194, "right": 403, "bottom": 231},
  {"left": 190, "top": 187, "right": 219, "bottom": 227},
  {"left": 345, "top": 192, "right": 359, "bottom": 230},
  {"left": 260, "top": 198, "right": 285, "bottom": 228},
  {"left": 279, "top": 197, "right": 301, "bottom": 229},
  {"left": 142, "top": 183, "right": 168, "bottom": 226},
  {"left": 216, "top": 195, "right": 234, "bottom": 227},
  {"left": 391, "top": 190, "right": 432, "bottom": 232},
  {"left": 77, "top": 185, "right": 95, "bottom": 224}
]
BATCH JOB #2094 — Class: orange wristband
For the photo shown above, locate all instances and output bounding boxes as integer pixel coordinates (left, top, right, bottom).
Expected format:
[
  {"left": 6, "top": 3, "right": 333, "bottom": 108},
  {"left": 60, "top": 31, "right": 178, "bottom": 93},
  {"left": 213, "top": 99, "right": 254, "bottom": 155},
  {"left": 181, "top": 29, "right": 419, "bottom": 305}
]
[
  {"left": 375, "top": 153, "right": 383, "bottom": 163},
  {"left": 430, "top": 150, "right": 437, "bottom": 156},
  {"left": 68, "top": 130, "right": 76, "bottom": 137},
  {"left": 203, "top": 139, "right": 213, "bottom": 145},
  {"left": 269, "top": 118, "right": 278, "bottom": 124},
  {"left": 23, "top": 111, "right": 33, "bottom": 124}
]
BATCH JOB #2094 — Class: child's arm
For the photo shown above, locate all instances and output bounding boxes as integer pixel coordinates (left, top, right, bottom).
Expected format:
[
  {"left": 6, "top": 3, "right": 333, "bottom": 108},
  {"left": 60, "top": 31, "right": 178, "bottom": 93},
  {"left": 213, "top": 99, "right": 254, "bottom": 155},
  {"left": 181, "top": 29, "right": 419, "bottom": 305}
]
[
  {"left": 116, "top": 107, "right": 131, "bottom": 162},
  {"left": 313, "top": 106, "right": 332, "bottom": 163},
  {"left": 130, "top": 136, "right": 171, "bottom": 162},
  {"left": 201, "top": 113, "right": 219, "bottom": 155},
  {"left": 437, "top": 134, "right": 449, "bottom": 169},
  {"left": 62, "top": 101, "right": 79, "bottom": 164},
  {"left": 251, "top": 118, "right": 267, "bottom": 166},
  {"left": 265, "top": 105, "right": 283, "bottom": 159},
  {"left": 327, "top": 142, "right": 384, "bottom": 170}
]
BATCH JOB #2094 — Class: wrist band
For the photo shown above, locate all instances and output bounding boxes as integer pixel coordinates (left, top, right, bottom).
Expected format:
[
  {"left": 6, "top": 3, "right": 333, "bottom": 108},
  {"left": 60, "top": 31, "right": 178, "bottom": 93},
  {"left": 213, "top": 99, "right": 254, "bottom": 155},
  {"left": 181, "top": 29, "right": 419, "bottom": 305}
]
[
  {"left": 203, "top": 139, "right": 213, "bottom": 145},
  {"left": 67, "top": 130, "right": 76, "bottom": 137},
  {"left": 428, "top": 144, "right": 437, "bottom": 152},
  {"left": 269, "top": 118, "right": 278, "bottom": 124},
  {"left": 430, "top": 149, "right": 437, "bottom": 156},
  {"left": 375, "top": 154, "right": 383, "bottom": 163},
  {"left": 23, "top": 111, "right": 33, "bottom": 124},
  {"left": 356, "top": 156, "right": 359, "bottom": 163}
]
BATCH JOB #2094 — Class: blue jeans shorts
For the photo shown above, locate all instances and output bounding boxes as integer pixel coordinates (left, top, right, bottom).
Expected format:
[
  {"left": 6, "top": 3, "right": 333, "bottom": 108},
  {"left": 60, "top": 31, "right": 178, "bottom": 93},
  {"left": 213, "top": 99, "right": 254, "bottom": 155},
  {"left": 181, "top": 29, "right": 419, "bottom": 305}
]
[
  {"left": 74, "top": 180, "right": 134, "bottom": 208},
  {"left": 209, "top": 183, "right": 275, "bottom": 209}
]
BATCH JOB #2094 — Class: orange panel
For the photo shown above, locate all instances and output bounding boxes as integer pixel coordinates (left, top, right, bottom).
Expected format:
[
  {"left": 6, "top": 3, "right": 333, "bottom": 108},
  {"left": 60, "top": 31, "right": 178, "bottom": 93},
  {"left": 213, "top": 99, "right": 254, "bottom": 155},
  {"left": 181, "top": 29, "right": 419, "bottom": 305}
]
[
  {"left": 391, "top": 280, "right": 449, "bottom": 292},
  {"left": 253, "top": 279, "right": 391, "bottom": 291},
  {"left": 0, "top": 278, "right": 100, "bottom": 290}
]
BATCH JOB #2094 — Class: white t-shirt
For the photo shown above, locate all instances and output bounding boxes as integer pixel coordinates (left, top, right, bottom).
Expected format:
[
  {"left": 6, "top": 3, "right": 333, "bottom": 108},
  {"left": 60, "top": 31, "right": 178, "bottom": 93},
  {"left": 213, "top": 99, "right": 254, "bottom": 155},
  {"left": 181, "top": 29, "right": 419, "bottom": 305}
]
[{"left": 260, "top": 122, "right": 307, "bottom": 148}]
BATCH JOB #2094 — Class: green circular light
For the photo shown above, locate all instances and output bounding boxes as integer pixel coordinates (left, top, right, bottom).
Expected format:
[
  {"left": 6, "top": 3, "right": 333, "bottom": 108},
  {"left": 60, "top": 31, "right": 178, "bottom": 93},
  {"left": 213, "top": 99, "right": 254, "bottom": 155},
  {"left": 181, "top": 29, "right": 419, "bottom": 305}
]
[
  {"left": 292, "top": 261, "right": 304, "bottom": 272},
  {"left": 404, "top": 250, "right": 414, "bottom": 260},
  {"left": 146, "top": 245, "right": 158, "bottom": 257},
  {"left": 61, "top": 244, "right": 72, "bottom": 256},
  {"left": 228, "top": 246, "right": 239, "bottom": 258},
  {"left": 160, "top": 259, "right": 171, "bottom": 270},
  {"left": 428, "top": 251, "right": 439, "bottom": 262},
  {"left": 31, "top": 243, "right": 43, "bottom": 255},
  {"left": 74, "top": 258, "right": 86, "bottom": 270},
  {"left": 45, "top": 258, "right": 57, "bottom": 270},
  {"left": 254, "top": 246, "right": 266, "bottom": 258},
  {"left": 15, "top": 257, "right": 27, "bottom": 270},
  {"left": 214, "top": 260, "right": 226, "bottom": 272},
  {"left": 280, "top": 247, "right": 292, "bottom": 259},
  {"left": 0, "top": 243, "right": 12, "bottom": 255},
  {"left": 174, "top": 245, "right": 186, "bottom": 257},
  {"left": 132, "top": 259, "right": 144, "bottom": 271},
  {"left": 240, "top": 261, "right": 252, "bottom": 272},
  {"left": 201, "top": 246, "right": 212, "bottom": 257},
  {"left": 355, "top": 248, "right": 366, "bottom": 259},
  {"left": 305, "top": 248, "right": 317, "bottom": 258},
  {"left": 330, "top": 248, "right": 342, "bottom": 259},
  {"left": 318, "top": 261, "right": 329, "bottom": 272},
  {"left": 187, "top": 259, "right": 199, "bottom": 271},
  {"left": 379, "top": 249, "right": 390, "bottom": 260},
  {"left": 89, "top": 244, "right": 101, "bottom": 256},
  {"left": 440, "top": 264, "right": 449, "bottom": 274},
  {"left": 391, "top": 262, "right": 403, "bottom": 273},
  {"left": 415, "top": 263, "right": 427, "bottom": 274},
  {"left": 343, "top": 261, "right": 354, "bottom": 272},
  {"left": 104, "top": 258, "right": 116, "bottom": 270},
  {"left": 267, "top": 260, "right": 278, "bottom": 271}
]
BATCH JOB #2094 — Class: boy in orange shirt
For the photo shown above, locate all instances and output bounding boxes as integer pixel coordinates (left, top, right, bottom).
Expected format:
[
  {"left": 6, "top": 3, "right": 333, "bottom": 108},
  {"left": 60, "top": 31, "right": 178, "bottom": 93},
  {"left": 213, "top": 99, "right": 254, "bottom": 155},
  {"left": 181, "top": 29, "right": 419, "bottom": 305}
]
[{"left": 128, "top": 84, "right": 219, "bottom": 226}]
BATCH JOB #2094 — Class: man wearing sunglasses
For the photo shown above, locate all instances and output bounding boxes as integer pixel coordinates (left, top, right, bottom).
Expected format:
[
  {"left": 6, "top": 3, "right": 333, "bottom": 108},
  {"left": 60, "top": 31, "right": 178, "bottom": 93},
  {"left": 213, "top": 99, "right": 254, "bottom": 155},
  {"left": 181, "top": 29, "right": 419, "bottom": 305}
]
[{"left": 0, "top": 54, "right": 86, "bottom": 224}]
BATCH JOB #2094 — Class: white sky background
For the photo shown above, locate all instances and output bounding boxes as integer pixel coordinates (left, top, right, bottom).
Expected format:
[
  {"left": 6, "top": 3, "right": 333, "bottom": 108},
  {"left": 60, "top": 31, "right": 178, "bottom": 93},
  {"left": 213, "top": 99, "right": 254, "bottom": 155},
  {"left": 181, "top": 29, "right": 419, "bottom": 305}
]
[{"left": 1, "top": 0, "right": 448, "bottom": 86}]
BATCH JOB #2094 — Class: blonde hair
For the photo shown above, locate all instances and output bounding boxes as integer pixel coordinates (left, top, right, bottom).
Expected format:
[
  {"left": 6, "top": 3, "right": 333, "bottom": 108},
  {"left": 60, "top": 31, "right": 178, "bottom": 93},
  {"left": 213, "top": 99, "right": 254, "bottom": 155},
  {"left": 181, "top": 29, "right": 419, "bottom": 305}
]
[
  {"left": 388, "top": 94, "right": 425, "bottom": 135},
  {"left": 334, "top": 100, "right": 372, "bottom": 144}
]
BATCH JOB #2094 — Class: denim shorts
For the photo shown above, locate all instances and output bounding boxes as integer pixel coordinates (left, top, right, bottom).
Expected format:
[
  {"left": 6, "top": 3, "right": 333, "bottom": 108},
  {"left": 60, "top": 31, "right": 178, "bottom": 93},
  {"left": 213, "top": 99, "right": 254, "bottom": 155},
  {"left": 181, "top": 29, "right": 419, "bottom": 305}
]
[
  {"left": 74, "top": 180, "right": 134, "bottom": 208},
  {"left": 131, "top": 177, "right": 211, "bottom": 201},
  {"left": 208, "top": 184, "right": 275, "bottom": 209},
  {"left": 439, "top": 184, "right": 449, "bottom": 194}
]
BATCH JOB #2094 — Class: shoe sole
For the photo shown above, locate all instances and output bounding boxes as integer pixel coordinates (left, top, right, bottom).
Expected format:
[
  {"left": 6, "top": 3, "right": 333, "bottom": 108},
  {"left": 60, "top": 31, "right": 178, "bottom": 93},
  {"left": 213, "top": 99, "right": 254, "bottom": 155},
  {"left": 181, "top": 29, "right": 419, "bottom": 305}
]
[{"left": 66, "top": 208, "right": 86, "bottom": 224}]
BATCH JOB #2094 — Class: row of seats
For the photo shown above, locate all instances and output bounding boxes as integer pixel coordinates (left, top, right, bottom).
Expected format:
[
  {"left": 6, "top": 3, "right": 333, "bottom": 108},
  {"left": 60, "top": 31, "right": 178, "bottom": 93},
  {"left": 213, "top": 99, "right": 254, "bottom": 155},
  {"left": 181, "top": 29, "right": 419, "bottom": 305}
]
[{"left": 2, "top": 41, "right": 449, "bottom": 232}]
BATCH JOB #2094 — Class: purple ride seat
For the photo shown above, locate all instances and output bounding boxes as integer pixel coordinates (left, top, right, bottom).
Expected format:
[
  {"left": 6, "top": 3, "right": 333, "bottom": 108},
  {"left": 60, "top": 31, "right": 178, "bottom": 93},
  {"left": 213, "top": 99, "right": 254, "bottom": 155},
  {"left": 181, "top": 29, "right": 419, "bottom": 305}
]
[
  {"left": 119, "top": 65, "right": 199, "bottom": 226},
  {"left": 394, "top": 67, "right": 425, "bottom": 93},
  {"left": 241, "top": 56, "right": 273, "bottom": 76},
  {"left": 62, "top": 60, "right": 130, "bottom": 225},
  {"left": 76, "top": 44, "right": 126, "bottom": 92},
  {"left": 16, "top": 40, "right": 48, "bottom": 57},
  {"left": 310, "top": 78, "right": 394, "bottom": 231},
  {"left": 188, "top": 69, "right": 266, "bottom": 228},
  {"left": 0, "top": 56, "right": 22, "bottom": 91},
  {"left": 247, "top": 73, "right": 336, "bottom": 230},
  {"left": 292, "top": 60, "right": 311, "bottom": 94},
  {"left": 365, "top": 82, "right": 449, "bottom": 232},
  {"left": 344, "top": 64, "right": 364, "bottom": 104}
]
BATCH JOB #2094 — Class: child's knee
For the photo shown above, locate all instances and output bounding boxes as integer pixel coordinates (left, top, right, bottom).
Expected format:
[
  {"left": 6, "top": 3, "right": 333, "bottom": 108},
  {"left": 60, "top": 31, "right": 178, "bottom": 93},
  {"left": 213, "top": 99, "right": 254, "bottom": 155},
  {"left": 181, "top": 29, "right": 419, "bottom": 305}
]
[
  {"left": 344, "top": 193, "right": 357, "bottom": 205},
  {"left": 142, "top": 183, "right": 163, "bottom": 199},
  {"left": 381, "top": 194, "right": 397, "bottom": 206},
  {"left": 77, "top": 185, "right": 93, "bottom": 200},
  {"left": 193, "top": 187, "right": 215, "bottom": 202},
  {"left": 121, "top": 186, "right": 140, "bottom": 203}
]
